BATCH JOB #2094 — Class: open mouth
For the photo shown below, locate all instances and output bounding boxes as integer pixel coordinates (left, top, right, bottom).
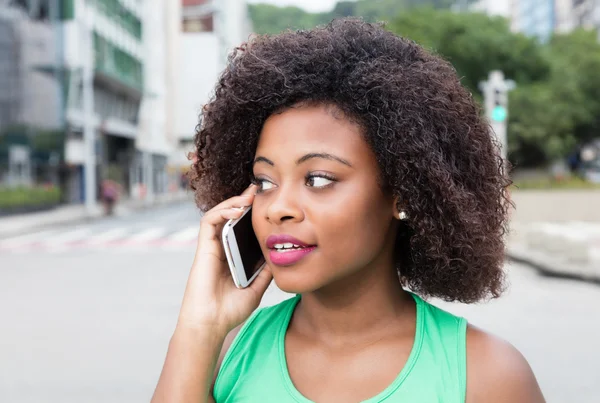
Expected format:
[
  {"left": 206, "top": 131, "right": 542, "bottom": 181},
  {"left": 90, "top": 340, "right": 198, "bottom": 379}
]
[{"left": 266, "top": 235, "right": 317, "bottom": 266}]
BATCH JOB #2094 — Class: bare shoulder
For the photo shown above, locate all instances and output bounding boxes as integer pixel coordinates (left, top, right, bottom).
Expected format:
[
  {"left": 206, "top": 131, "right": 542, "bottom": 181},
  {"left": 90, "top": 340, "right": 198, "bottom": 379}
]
[{"left": 465, "top": 325, "right": 545, "bottom": 403}]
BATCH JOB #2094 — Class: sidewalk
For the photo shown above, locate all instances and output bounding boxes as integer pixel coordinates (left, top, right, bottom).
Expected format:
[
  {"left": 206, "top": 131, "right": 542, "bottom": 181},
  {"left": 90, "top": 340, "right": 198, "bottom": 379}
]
[
  {"left": 0, "top": 190, "right": 193, "bottom": 239},
  {"left": 506, "top": 190, "right": 600, "bottom": 282}
]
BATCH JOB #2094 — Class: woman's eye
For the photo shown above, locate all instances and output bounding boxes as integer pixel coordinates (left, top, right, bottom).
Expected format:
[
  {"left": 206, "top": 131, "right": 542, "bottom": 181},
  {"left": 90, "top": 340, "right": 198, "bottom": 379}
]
[
  {"left": 256, "top": 179, "right": 275, "bottom": 192},
  {"left": 306, "top": 175, "right": 334, "bottom": 188}
]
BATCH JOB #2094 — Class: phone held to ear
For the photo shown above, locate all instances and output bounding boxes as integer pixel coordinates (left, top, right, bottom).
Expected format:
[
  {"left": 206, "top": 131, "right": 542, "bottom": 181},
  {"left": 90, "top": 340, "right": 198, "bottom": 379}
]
[{"left": 221, "top": 206, "right": 266, "bottom": 288}]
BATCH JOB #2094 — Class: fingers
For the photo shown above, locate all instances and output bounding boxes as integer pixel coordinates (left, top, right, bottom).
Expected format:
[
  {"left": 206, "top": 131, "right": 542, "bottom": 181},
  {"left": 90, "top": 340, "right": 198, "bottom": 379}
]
[
  {"left": 247, "top": 265, "right": 273, "bottom": 297},
  {"left": 197, "top": 184, "right": 259, "bottom": 248},
  {"left": 210, "top": 184, "right": 257, "bottom": 212}
]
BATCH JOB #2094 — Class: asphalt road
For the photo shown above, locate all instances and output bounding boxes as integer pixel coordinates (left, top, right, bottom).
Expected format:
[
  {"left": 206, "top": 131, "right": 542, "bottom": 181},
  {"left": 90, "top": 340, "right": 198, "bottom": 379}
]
[{"left": 0, "top": 202, "right": 598, "bottom": 402}]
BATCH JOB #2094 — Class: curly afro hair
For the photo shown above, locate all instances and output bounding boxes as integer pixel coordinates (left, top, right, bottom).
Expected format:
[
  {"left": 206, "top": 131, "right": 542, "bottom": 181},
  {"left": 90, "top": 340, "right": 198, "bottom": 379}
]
[{"left": 190, "top": 18, "right": 511, "bottom": 303}]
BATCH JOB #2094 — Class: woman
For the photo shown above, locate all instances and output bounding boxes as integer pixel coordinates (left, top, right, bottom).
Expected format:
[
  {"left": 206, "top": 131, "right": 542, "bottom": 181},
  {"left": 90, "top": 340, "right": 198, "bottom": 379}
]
[{"left": 152, "top": 19, "right": 545, "bottom": 403}]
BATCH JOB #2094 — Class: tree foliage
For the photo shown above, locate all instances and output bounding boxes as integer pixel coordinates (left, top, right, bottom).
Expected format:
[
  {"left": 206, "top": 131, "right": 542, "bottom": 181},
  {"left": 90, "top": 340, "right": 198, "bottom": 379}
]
[
  {"left": 388, "top": 8, "right": 549, "bottom": 93},
  {"left": 247, "top": 3, "right": 600, "bottom": 168},
  {"left": 509, "top": 29, "right": 600, "bottom": 166},
  {"left": 248, "top": 0, "right": 458, "bottom": 35}
]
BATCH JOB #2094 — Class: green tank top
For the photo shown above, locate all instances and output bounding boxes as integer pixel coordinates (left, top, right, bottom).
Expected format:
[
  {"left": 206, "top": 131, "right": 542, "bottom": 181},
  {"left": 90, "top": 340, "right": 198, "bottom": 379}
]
[{"left": 214, "top": 293, "right": 467, "bottom": 402}]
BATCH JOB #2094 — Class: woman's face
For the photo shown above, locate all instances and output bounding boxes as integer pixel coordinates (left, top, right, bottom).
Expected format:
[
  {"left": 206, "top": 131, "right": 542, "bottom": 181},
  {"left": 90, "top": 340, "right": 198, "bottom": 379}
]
[{"left": 252, "top": 104, "right": 398, "bottom": 294}]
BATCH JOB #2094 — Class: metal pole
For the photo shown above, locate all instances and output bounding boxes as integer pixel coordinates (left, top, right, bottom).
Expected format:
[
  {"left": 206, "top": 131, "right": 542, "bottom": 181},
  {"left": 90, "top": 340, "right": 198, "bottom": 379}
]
[
  {"left": 144, "top": 150, "right": 154, "bottom": 204},
  {"left": 82, "top": 7, "right": 96, "bottom": 214}
]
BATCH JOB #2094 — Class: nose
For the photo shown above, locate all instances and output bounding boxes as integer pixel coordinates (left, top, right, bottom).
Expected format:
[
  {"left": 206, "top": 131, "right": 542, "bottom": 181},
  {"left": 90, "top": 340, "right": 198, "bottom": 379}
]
[{"left": 265, "top": 186, "right": 304, "bottom": 224}]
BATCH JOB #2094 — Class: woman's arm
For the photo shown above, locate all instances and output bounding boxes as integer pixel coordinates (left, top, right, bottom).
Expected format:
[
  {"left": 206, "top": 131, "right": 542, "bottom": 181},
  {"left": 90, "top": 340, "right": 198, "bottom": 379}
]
[
  {"left": 466, "top": 325, "right": 546, "bottom": 403},
  {"left": 152, "top": 321, "right": 242, "bottom": 403},
  {"left": 151, "top": 323, "right": 227, "bottom": 403},
  {"left": 150, "top": 184, "right": 272, "bottom": 403}
]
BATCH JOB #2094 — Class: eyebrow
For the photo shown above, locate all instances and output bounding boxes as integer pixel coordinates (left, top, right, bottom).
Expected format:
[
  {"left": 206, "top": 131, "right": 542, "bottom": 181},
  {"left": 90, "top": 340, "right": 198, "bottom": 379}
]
[{"left": 253, "top": 153, "right": 353, "bottom": 168}]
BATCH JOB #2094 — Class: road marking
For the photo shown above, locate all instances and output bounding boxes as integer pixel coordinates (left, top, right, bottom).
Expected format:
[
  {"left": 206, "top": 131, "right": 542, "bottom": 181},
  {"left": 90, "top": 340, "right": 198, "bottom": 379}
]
[
  {"left": 0, "top": 230, "right": 58, "bottom": 249},
  {"left": 128, "top": 228, "right": 166, "bottom": 243},
  {"left": 44, "top": 228, "right": 92, "bottom": 244},
  {"left": 42, "top": 229, "right": 92, "bottom": 250},
  {"left": 87, "top": 228, "right": 128, "bottom": 245},
  {"left": 167, "top": 226, "right": 198, "bottom": 243}
]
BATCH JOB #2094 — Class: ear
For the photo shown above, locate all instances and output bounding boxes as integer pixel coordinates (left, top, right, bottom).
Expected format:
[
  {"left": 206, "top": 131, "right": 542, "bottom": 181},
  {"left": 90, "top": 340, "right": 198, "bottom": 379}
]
[{"left": 392, "top": 196, "right": 402, "bottom": 219}]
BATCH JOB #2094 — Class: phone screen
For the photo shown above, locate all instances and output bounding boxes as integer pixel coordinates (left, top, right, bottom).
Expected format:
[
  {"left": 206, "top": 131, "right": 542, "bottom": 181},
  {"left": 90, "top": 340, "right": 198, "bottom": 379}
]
[{"left": 232, "top": 210, "right": 266, "bottom": 280}]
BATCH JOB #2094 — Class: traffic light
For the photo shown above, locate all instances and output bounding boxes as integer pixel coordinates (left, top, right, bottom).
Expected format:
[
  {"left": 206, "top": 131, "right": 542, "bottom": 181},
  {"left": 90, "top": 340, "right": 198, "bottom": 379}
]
[
  {"left": 478, "top": 70, "right": 515, "bottom": 161},
  {"left": 491, "top": 88, "right": 507, "bottom": 122}
]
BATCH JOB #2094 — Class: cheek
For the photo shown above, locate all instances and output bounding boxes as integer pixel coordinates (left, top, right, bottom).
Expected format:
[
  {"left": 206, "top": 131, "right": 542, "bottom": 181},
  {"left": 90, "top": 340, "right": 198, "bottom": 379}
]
[{"left": 314, "top": 190, "right": 392, "bottom": 267}]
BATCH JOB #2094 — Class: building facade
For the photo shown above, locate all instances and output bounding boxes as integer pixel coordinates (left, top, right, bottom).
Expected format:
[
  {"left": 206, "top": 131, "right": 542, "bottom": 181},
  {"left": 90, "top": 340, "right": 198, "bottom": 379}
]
[
  {"left": 513, "top": 0, "right": 556, "bottom": 42},
  {"left": 570, "top": 0, "right": 600, "bottom": 35},
  {"left": 0, "top": 2, "right": 63, "bottom": 189},
  {"left": 175, "top": 0, "right": 252, "bottom": 167},
  {"left": 0, "top": 0, "right": 180, "bottom": 205},
  {"left": 136, "top": 0, "right": 181, "bottom": 201},
  {"left": 59, "top": 0, "right": 145, "bottom": 203},
  {"left": 512, "top": 0, "right": 600, "bottom": 41},
  {"left": 468, "top": 0, "right": 512, "bottom": 18}
]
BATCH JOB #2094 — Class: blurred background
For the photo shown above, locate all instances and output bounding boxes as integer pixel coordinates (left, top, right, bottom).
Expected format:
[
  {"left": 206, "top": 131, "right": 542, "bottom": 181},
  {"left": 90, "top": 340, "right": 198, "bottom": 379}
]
[{"left": 0, "top": 0, "right": 599, "bottom": 402}]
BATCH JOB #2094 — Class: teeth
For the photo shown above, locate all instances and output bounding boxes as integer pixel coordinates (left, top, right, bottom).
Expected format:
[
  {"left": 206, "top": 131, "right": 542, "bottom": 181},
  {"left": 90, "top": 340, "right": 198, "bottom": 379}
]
[{"left": 273, "top": 242, "right": 305, "bottom": 251}]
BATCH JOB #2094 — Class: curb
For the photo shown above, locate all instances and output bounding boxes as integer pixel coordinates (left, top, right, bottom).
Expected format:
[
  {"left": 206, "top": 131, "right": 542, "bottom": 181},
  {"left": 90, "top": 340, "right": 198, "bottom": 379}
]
[{"left": 507, "top": 244, "right": 600, "bottom": 284}]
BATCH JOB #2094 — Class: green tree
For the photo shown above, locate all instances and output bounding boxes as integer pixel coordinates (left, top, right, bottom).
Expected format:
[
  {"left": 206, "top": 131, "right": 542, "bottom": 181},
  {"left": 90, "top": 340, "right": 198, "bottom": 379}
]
[
  {"left": 353, "top": 0, "right": 408, "bottom": 21},
  {"left": 248, "top": 4, "right": 600, "bottom": 168},
  {"left": 248, "top": 4, "right": 327, "bottom": 35},
  {"left": 248, "top": 0, "right": 462, "bottom": 35},
  {"left": 330, "top": 1, "right": 357, "bottom": 18},
  {"left": 387, "top": 8, "right": 549, "bottom": 94}
]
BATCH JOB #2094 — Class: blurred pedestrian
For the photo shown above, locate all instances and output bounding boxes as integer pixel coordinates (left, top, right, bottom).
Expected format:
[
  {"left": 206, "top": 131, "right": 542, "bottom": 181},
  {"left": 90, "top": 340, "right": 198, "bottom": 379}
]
[
  {"left": 101, "top": 178, "right": 121, "bottom": 216},
  {"left": 180, "top": 171, "right": 189, "bottom": 190},
  {"left": 153, "top": 19, "right": 545, "bottom": 403}
]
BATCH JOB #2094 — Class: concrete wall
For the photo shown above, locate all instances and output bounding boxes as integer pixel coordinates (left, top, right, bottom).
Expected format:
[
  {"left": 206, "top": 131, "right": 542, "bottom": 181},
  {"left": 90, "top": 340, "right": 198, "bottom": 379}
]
[
  {"left": 510, "top": 190, "right": 600, "bottom": 223},
  {"left": 0, "top": 13, "right": 60, "bottom": 131},
  {"left": 216, "top": 0, "right": 252, "bottom": 67},
  {"left": 15, "top": 18, "right": 61, "bottom": 129},
  {"left": 137, "top": 0, "right": 168, "bottom": 154},
  {"left": 554, "top": 0, "right": 576, "bottom": 33},
  {"left": 513, "top": 0, "right": 555, "bottom": 42},
  {"left": 0, "top": 17, "right": 20, "bottom": 129},
  {"left": 176, "top": 32, "right": 220, "bottom": 141}
]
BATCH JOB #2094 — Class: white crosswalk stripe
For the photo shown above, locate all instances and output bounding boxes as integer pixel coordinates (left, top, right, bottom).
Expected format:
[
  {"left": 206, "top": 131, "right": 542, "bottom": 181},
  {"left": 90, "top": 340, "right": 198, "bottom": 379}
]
[
  {"left": 0, "top": 230, "right": 58, "bottom": 249},
  {"left": 127, "top": 227, "right": 166, "bottom": 243},
  {"left": 86, "top": 227, "right": 129, "bottom": 245},
  {"left": 0, "top": 225, "right": 199, "bottom": 254},
  {"left": 44, "top": 228, "right": 92, "bottom": 245},
  {"left": 166, "top": 226, "right": 198, "bottom": 242}
]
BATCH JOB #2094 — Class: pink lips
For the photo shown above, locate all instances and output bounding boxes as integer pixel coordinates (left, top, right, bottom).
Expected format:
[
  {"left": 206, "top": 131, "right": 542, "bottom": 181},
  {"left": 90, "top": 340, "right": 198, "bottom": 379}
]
[{"left": 266, "top": 234, "right": 316, "bottom": 266}]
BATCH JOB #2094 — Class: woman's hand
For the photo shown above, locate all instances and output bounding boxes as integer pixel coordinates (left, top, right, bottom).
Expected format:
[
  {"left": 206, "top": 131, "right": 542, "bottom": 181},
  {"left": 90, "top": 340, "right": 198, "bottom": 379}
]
[{"left": 177, "top": 184, "right": 273, "bottom": 335}]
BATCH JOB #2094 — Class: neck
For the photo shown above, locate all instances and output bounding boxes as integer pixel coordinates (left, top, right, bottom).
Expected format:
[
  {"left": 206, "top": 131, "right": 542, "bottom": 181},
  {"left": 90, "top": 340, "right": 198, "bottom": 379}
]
[{"left": 293, "top": 259, "right": 415, "bottom": 345}]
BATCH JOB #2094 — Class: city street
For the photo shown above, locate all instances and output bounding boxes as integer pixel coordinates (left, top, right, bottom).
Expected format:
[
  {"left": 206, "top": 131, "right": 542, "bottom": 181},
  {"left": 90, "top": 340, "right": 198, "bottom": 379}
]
[{"left": 0, "top": 202, "right": 599, "bottom": 403}]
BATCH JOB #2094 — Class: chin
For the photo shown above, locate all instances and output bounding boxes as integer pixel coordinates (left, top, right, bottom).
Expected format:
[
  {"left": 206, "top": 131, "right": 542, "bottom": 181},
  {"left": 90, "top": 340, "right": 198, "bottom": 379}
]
[{"left": 271, "top": 269, "right": 325, "bottom": 295}]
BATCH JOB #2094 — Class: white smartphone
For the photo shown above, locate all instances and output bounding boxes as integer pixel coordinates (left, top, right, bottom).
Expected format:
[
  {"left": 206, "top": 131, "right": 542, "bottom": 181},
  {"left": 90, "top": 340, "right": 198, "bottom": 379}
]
[{"left": 221, "top": 206, "right": 267, "bottom": 288}]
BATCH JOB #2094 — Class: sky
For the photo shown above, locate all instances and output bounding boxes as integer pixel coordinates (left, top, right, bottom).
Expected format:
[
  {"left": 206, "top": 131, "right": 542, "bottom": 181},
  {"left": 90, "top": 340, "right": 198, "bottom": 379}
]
[{"left": 246, "top": 0, "right": 341, "bottom": 13}]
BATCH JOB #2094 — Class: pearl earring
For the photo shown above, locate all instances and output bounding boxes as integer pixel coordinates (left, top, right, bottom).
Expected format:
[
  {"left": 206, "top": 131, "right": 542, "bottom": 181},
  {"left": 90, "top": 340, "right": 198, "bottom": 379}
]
[{"left": 398, "top": 211, "right": 408, "bottom": 220}]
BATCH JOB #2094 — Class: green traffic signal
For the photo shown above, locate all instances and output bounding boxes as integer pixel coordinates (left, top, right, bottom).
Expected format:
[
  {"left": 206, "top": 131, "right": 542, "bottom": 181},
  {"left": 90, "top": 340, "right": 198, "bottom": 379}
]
[{"left": 492, "top": 105, "right": 507, "bottom": 122}]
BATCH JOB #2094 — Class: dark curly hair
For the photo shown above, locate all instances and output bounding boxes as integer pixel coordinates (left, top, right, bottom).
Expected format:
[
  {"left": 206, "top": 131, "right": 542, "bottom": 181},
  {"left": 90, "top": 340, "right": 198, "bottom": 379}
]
[{"left": 190, "top": 18, "right": 511, "bottom": 303}]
